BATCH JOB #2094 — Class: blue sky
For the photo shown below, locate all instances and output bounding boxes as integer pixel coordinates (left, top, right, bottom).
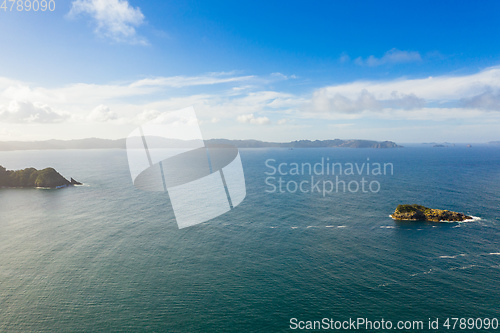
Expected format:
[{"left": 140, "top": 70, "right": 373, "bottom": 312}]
[{"left": 1, "top": 0, "right": 500, "bottom": 142}]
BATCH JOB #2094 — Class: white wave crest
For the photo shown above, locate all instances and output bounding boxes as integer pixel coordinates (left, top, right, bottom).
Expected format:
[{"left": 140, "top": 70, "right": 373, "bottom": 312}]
[
  {"left": 461, "top": 215, "right": 481, "bottom": 223},
  {"left": 439, "top": 254, "right": 467, "bottom": 259}
]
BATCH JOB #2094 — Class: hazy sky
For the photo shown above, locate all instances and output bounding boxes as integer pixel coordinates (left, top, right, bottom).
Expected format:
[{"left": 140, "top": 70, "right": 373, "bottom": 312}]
[{"left": 1, "top": 0, "right": 500, "bottom": 142}]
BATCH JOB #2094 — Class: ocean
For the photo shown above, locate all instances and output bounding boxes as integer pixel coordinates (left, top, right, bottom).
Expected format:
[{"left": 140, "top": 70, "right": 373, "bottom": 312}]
[{"left": 0, "top": 146, "right": 499, "bottom": 332}]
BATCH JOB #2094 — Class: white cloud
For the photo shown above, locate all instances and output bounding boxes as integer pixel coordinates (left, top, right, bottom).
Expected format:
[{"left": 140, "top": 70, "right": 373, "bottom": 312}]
[
  {"left": 353, "top": 49, "right": 422, "bottom": 66},
  {"left": 310, "top": 89, "right": 425, "bottom": 113},
  {"left": 68, "top": 0, "right": 146, "bottom": 45},
  {"left": 136, "top": 109, "right": 161, "bottom": 122},
  {"left": 130, "top": 73, "right": 255, "bottom": 88},
  {"left": 0, "top": 100, "right": 68, "bottom": 123},
  {"left": 311, "top": 89, "right": 380, "bottom": 113},
  {"left": 0, "top": 73, "right": 296, "bottom": 122},
  {"left": 88, "top": 104, "right": 118, "bottom": 122},
  {"left": 462, "top": 91, "right": 500, "bottom": 111},
  {"left": 386, "top": 91, "right": 426, "bottom": 109},
  {"left": 270, "top": 72, "right": 297, "bottom": 80},
  {"left": 308, "top": 66, "right": 500, "bottom": 115},
  {"left": 236, "top": 114, "right": 270, "bottom": 125},
  {"left": 270, "top": 72, "right": 288, "bottom": 79}
]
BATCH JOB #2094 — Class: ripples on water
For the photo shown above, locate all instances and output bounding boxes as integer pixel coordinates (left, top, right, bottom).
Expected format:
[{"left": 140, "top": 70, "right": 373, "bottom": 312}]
[{"left": 0, "top": 147, "right": 499, "bottom": 332}]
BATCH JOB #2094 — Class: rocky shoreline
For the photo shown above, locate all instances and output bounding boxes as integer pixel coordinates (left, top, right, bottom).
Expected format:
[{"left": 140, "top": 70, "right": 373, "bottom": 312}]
[
  {"left": 391, "top": 204, "right": 472, "bottom": 222},
  {"left": 0, "top": 165, "right": 81, "bottom": 189}
]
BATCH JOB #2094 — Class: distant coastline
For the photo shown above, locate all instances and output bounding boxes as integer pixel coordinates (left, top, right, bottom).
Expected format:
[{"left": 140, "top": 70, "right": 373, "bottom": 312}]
[
  {"left": 1, "top": 138, "right": 498, "bottom": 152},
  {"left": 0, "top": 138, "right": 402, "bottom": 151}
]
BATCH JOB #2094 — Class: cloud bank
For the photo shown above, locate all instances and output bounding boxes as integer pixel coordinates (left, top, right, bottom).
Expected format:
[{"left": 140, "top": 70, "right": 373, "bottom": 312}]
[{"left": 1, "top": 67, "right": 500, "bottom": 141}]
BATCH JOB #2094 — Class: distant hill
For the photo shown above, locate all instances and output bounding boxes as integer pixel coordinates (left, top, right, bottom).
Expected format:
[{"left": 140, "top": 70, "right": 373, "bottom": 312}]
[
  {"left": 489, "top": 141, "right": 500, "bottom": 145},
  {"left": 0, "top": 138, "right": 401, "bottom": 151},
  {"left": 208, "top": 139, "right": 401, "bottom": 148}
]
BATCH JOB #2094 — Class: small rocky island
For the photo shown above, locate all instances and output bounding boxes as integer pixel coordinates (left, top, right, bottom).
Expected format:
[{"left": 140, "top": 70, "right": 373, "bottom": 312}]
[
  {"left": 0, "top": 165, "right": 82, "bottom": 189},
  {"left": 391, "top": 204, "right": 472, "bottom": 222}
]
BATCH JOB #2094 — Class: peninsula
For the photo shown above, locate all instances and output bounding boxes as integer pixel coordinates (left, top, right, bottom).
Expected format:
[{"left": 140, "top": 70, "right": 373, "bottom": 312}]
[
  {"left": 391, "top": 204, "right": 472, "bottom": 222},
  {"left": 0, "top": 165, "right": 81, "bottom": 189}
]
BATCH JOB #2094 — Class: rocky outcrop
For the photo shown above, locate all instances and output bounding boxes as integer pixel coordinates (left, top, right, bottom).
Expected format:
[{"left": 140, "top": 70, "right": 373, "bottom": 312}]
[
  {"left": 391, "top": 204, "right": 472, "bottom": 222},
  {"left": 0, "top": 165, "right": 81, "bottom": 189},
  {"left": 70, "top": 178, "right": 82, "bottom": 185}
]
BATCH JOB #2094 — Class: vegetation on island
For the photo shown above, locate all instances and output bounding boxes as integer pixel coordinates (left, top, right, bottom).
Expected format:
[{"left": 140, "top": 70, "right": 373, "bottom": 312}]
[
  {"left": 391, "top": 204, "right": 472, "bottom": 222},
  {"left": 0, "top": 165, "right": 81, "bottom": 188}
]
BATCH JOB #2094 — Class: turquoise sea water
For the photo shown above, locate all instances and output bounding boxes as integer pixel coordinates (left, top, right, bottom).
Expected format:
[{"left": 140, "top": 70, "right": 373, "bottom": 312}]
[{"left": 0, "top": 146, "right": 499, "bottom": 332}]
